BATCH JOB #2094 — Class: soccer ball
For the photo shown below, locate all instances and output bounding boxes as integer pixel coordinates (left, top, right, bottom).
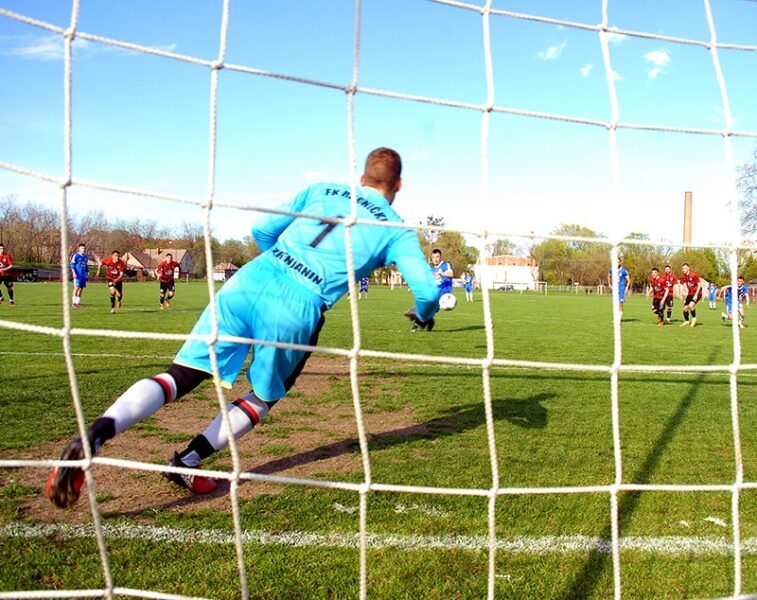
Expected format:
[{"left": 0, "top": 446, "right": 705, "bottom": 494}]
[{"left": 439, "top": 293, "right": 457, "bottom": 311}]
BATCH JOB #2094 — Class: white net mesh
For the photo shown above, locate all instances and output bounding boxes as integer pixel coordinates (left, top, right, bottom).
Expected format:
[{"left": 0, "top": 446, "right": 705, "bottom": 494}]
[{"left": 1, "top": 1, "right": 757, "bottom": 599}]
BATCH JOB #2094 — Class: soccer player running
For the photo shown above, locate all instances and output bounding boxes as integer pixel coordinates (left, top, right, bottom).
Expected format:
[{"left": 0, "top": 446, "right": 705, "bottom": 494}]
[
  {"left": 0, "top": 243, "right": 15, "bottom": 306},
  {"left": 156, "top": 253, "right": 180, "bottom": 310},
  {"left": 707, "top": 281, "right": 718, "bottom": 310},
  {"left": 720, "top": 275, "right": 749, "bottom": 328},
  {"left": 97, "top": 250, "right": 126, "bottom": 314},
  {"left": 607, "top": 257, "right": 630, "bottom": 315},
  {"left": 647, "top": 267, "right": 669, "bottom": 327},
  {"left": 47, "top": 147, "right": 440, "bottom": 508},
  {"left": 663, "top": 265, "right": 677, "bottom": 323},
  {"left": 679, "top": 262, "right": 704, "bottom": 327},
  {"left": 358, "top": 276, "right": 369, "bottom": 299},
  {"left": 70, "top": 243, "right": 89, "bottom": 308}
]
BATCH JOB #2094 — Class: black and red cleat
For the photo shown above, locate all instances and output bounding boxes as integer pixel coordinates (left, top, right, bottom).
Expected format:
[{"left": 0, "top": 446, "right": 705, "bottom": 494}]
[
  {"left": 164, "top": 452, "right": 217, "bottom": 494},
  {"left": 46, "top": 439, "right": 86, "bottom": 509}
]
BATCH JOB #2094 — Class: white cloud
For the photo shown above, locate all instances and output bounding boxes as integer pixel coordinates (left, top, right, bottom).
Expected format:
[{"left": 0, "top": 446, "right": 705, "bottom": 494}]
[
  {"left": 537, "top": 40, "right": 568, "bottom": 61},
  {"left": 643, "top": 49, "right": 671, "bottom": 80},
  {"left": 643, "top": 50, "right": 671, "bottom": 67},
  {"left": 1, "top": 33, "right": 177, "bottom": 61},
  {"left": 580, "top": 64, "right": 593, "bottom": 77}
]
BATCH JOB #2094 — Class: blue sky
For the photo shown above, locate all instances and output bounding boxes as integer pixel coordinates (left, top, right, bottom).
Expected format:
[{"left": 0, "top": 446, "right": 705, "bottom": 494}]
[{"left": 1, "top": 0, "right": 756, "bottom": 250}]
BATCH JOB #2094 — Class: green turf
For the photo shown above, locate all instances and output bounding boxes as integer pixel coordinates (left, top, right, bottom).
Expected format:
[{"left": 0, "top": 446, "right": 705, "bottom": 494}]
[{"left": 0, "top": 281, "right": 755, "bottom": 598}]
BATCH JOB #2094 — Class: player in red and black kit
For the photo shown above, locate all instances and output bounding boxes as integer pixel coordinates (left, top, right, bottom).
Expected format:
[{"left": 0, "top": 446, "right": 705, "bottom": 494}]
[
  {"left": 156, "top": 253, "right": 180, "bottom": 310},
  {"left": 679, "top": 262, "right": 703, "bottom": 328},
  {"left": 0, "top": 243, "right": 15, "bottom": 306},
  {"left": 97, "top": 250, "right": 126, "bottom": 313},
  {"left": 662, "top": 264, "right": 677, "bottom": 323},
  {"left": 647, "top": 267, "right": 669, "bottom": 326}
]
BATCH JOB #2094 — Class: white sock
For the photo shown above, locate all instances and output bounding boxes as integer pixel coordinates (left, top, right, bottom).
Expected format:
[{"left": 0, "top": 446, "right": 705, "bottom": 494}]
[
  {"left": 201, "top": 392, "right": 271, "bottom": 453},
  {"left": 73, "top": 296, "right": 79, "bottom": 305},
  {"left": 102, "top": 375, "right": 177, "bottom": 434}
]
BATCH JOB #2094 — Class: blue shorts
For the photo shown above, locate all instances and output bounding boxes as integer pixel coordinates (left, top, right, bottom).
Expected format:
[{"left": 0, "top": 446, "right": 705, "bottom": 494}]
[
  {"left": 74, "top": 277, "right": 87, "bottom": 288},
  {"left": 725, "top": 298, "right": 742, "bottom": 314},
  {"left": 618, "top": 287, "right": 626, "bottom": 304},
  {"left": 174, "top": 261, "right": 325, "bottom": 401}
]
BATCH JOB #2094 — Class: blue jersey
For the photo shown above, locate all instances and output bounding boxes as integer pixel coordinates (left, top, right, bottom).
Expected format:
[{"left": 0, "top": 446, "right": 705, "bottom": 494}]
[
  {"left": 724, "top": 283, "right": 748, "bottom": 301},
  {"left": 70, "top": 251, "right": 88, "bottom": 278},
  {"left": 608, "top": 266, "right": 629, "bottom": 291},
  {"left": 433, "top": 260, "right": 454, "bottom": 295},
  {"left": 252, "top": 183, "right": 439, "bottom": 321},
  {"left": 359, "top": 277, "right": 369, "bottom": 291},
  {"left": 463, "top": 274, "right": 474, "bottom": 292},
  {"left": 708, "top": 284, "right": 718, "bottom": 301}
]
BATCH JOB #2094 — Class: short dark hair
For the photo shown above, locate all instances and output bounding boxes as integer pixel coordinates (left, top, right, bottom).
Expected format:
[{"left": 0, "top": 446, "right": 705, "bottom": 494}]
[
  {"left": 432, "top": 248, "right": 442, "bottom": 255},
  {"left": 362, "top": 147, "right": 402, "bottom": 191},
  {"left": 166, "top": 253, "right": 173, "bottom": 258},
  {"left": 78, "top": 242, "right": 86, "bottom": 247},
  {"left": 112, "top": 250, "right": 120, "bottom": 255},
  {"left": 651, "top": 267, "right": 659, "bottom": 272},
  {"left": 682, "top": 262, "right": 689, "bottom": 268}
]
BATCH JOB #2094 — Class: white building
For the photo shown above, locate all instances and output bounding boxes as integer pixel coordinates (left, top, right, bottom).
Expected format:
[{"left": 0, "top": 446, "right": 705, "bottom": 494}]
[{"left": 474, "top": 255, "right": 540, "bottom": 291}]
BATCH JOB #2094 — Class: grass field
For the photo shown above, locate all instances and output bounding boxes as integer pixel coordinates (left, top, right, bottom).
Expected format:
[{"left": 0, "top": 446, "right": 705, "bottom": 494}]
[{"left": 1, "top": 280, "right": 756, "bottom": 599}]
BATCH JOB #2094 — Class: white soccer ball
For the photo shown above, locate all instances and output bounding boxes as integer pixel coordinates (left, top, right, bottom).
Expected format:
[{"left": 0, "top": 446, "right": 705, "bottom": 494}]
[{"left": 439, "top": 293, "right": 457, "bottom": 311}]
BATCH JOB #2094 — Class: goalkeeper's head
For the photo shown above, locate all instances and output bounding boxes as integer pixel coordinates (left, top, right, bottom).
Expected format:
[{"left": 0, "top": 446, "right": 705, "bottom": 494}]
[{"left": 361, "top": 147, "right": 402, "bottom": 203}]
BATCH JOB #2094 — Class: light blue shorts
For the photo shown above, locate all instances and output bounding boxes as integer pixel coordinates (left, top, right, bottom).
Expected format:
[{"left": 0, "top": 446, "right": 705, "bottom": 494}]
[{"left": 174, "top": 262, "right": 325, "bottom": 401}]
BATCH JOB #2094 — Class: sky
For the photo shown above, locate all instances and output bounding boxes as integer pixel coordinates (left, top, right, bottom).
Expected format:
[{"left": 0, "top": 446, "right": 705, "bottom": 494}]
[{"left": 1, "top": 0, "right": 756, "bottom": 252}]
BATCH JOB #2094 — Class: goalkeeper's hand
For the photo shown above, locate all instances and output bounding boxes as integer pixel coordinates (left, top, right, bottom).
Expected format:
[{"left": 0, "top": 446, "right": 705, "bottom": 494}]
[{"left": 404, "top": 308, "right": 435, "bottom": 331}]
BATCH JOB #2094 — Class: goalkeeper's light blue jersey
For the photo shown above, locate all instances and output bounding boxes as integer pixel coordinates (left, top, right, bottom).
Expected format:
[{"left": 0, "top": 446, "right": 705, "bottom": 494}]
[
  {"left": 70, "top": 252, "right": 88, "bottom": 278},
  {"left": 252, "top": 182, "right": 440, "bottom": 322}
]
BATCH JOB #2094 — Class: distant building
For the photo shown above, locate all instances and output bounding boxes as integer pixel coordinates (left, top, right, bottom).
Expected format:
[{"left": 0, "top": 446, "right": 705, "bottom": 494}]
[
  {"left": 212, "top": 261, "right": 239, "bottom": 282},
  {"left": 474, "top": 255, "right": 540, "bottom": 290}
]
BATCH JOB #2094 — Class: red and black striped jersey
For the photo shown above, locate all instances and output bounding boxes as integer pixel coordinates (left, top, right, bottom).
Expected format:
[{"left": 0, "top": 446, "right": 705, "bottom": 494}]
[
  {"left": 156, "top": 260, "right": 180, "bottom": 283},
  {"left": 101, "top": 258, "right": 125, "bottom": 281}
]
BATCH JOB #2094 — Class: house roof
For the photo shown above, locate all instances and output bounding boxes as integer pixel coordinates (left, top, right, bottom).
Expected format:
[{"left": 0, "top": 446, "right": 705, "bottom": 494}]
[
  {"left": 213, "top": 261, "right": 239, "bottom": 272},
  {"left": 478, "top": 255, "right": 536, "bottom": 267},
  {"left": 122, "top": 251, "right": 157, "bottom": 269},
  {"left": 142, "top": 248, "right": 190, "bottom": 263}
]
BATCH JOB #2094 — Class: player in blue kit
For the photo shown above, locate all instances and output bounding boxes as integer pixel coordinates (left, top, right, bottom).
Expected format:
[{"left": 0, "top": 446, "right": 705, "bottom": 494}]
[
  {"left": 607, "top": 257, "right": 630, "bottom": 315},
  {"left": 720, "top": 276, "right": 749, "bottom": 328},
  {"left": 410, "top": 248, "right": 454, "bottom": 331},
  {"left": 463, "top": 272, "right": 474, "bottom": 302},
  {"left": 707, "top": 281, "right": 718, "bottom": 310},
  {"left": 70, "top": 243, "right": 88, "bottom": 308},
  {"left": 431, "top": 248, "right": 454, "bottom": 296},
  {"left": 47, "top": 147, "right": 441, "bottom": 508},
  {"left": 358, "top": 277, "right": 369, "bottom": 299}
]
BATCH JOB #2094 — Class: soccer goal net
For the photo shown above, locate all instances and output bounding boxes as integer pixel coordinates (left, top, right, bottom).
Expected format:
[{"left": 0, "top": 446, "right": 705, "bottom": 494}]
[{"left": 1, "top": 1, "right": 756, "bottom": 599}]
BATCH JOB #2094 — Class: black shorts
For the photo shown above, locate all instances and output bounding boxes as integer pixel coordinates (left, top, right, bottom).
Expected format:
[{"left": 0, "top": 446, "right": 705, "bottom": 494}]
[
  {"left": 652, "top": 298, "right": 664, "bottom": 312},
  {"left": 160, "top": 281, "right": 175, "bottom": 293},
  {"left": 685, "top": 292, "right": 701, "bottom": 305},
  {"left": 665, "top": 297, "right": 674, "bottom": 307},
  {"left": 107, "top": 281, "right": 123, "bottom": 294},
  {"left": 0, "top": 277, "right": 13, "bottom": 287}
]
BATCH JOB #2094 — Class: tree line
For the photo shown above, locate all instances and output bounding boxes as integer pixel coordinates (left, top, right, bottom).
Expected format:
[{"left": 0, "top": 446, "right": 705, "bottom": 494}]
[{"left": 0, "top": 195, "right": 260, "bottom": 276}]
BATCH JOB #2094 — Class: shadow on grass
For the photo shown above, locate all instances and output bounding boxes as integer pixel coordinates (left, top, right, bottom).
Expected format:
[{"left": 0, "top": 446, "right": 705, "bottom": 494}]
[
  {"left": 249, "top": 392, "right": 555, "bottom": 475},
  {"left": 557, "top": 349, "right": 717, "bottom": 600},
  {"left": 102, "top": 393, "right": 555, "bottom": 517}
]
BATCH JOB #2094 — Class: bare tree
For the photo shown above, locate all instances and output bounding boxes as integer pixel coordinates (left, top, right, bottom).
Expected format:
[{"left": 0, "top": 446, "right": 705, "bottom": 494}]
[{"left": 738, "top": 146, "right": 757, "bottom": 236}]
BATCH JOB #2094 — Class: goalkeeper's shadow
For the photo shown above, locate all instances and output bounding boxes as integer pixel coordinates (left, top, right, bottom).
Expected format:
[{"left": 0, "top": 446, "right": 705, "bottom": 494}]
[{"left": 244, "top": 392, "right": 555, "bottom": 477}]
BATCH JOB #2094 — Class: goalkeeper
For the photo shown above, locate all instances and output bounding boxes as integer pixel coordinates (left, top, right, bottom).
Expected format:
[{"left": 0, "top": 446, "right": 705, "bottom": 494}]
[{"left": 47, "top": 147, "right": 439, "bottom": 507}]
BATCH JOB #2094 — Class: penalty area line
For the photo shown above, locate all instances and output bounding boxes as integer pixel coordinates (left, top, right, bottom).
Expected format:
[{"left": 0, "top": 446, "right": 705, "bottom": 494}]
[{"left": 3, "top": 523, "right": 757, "bottom": 556}]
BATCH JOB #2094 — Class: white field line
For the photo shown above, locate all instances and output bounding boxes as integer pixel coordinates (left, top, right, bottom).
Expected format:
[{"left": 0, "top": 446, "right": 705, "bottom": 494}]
[
  {"left": 3, "top": 522, "right": 757, "bottom": 556},
  {"left": 2, "top": 351, "right": 757, "bottom": 380}
]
